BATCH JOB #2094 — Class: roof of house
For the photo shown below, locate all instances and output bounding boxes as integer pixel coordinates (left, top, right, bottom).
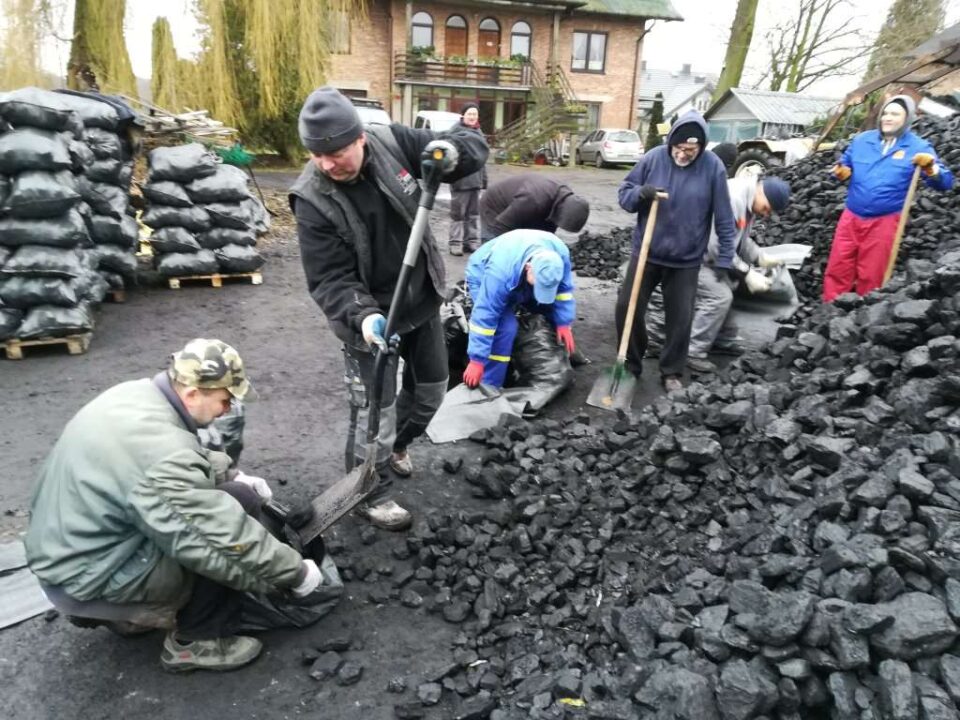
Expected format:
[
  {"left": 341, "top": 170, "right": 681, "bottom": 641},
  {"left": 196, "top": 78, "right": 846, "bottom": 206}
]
[
  {"left": 637, "top": 66, "right": 718, "bottom": 114},
  {"left": 578, "top": 0, "right": 682, "bottom": 21},
  {"left": 906, "top": 21, "right": 960, "bottom": 59},
  {"left": 705, "top": 87, "right": 841, "bottom": 126}
]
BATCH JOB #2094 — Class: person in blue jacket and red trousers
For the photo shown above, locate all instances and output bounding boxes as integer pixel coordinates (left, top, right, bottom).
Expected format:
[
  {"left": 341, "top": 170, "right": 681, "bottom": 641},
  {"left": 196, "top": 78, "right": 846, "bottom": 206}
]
[
  {"left": 617, "top": 110, "right": 737, "bottom": 393},
  {"left": 462, "top": 229, "right": 575, "bottom": 388},
  {"left": 824, "top": 95, "right": 954, "bottom": 302}
]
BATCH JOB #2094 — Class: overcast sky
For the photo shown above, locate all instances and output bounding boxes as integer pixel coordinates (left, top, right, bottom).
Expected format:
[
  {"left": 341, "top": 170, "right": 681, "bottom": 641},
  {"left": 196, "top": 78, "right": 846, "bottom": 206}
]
[{"left": 33, "top": 0, "right": 960, "bottom": 100}]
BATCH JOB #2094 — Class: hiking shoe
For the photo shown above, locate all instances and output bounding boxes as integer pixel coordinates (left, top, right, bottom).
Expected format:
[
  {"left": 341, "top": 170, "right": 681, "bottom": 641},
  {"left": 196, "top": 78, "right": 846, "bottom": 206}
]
[
  {"left": 662, "top": 375, "right": 683, "bottom": 393},
  {"left": 449, "top": 244, "right": 463, "bottom": 256},
  {"left": 357, "top": 500, "right": 412, "bottom": 531},
  {"left": 389, "top": 450, "right": 413, "bottom": 477},
  {"left": 687, "top": 356, "right": 717, "bottom": 374},
  {"left": 161, "top": 632, "right": 262, "bottom": 673}
]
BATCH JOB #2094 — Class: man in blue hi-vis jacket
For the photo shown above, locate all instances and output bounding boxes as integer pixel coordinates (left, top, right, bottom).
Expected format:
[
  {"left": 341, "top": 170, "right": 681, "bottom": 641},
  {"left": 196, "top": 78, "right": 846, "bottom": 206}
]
[{"left": 463, "top": 229, "right": 576, "bottom": 388}]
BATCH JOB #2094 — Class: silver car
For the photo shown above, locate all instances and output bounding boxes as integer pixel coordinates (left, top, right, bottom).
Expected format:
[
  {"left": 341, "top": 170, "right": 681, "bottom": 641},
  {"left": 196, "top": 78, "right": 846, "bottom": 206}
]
[{"left": 576, "top": 128, "right": 643, "bottom": 168}]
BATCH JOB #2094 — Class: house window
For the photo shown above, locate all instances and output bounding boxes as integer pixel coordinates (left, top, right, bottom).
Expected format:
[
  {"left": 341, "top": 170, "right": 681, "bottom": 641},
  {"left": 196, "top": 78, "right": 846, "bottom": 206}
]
[
  {"left": 510, "top": 21, "right": 531, "bottom": 58},
  {"left": 326, "top": 10, "right": 350, "bottom": 53},
  {"left": 445, "top": 15, "right": 467, "bottom": 57},
  {"left": 411, "top": 12, "right": 433, "bottom": 50},
  {"left": 478, "top": 17, "right": 501, "bottom": 59},
  {"left": 571, "top": 31, "right": 607, "bottom": 73}
]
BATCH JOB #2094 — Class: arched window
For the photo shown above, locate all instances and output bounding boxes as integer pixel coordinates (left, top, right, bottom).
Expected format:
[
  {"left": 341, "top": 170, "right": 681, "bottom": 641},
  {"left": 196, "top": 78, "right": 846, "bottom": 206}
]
[
  {"left": 510, "top": 21, "right": 531, "bottom": 58},
  {"left": 478, "top": 17, "right": 501, "bottom": 59},
  {"left": 445, "top": 15, "right": 467, "bottom": 57},
  {"left": 411, "top": 12, "right": 433, "bottom": 49}
]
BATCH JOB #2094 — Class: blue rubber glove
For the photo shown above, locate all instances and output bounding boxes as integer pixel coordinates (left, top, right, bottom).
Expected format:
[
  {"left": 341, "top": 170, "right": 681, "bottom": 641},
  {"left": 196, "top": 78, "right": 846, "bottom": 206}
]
[{"left": 361, "top": 314, "right": 399, "bottom": 352}]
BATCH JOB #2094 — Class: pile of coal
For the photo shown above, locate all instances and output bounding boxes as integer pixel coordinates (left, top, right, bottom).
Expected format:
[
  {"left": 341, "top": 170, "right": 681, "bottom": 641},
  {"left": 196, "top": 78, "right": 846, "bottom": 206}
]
[
  {"left": 756, "top": 114, "right": 960, "bottom": 302},
  {"left": 329, "top": 249, "right": 960, "bottom": 719},
  {"left": 143, "top": 143, "right": 266, "bottom": 277},
  {"left": 570, "top": 226, "right": 632, "bottom": 280}
]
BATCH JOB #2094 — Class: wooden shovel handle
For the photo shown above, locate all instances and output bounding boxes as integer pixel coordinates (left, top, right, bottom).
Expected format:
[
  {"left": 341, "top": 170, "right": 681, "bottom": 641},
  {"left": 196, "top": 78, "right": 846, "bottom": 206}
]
[
  {"left": 617, "top": 192, "right": 668, "bottom": 362},
  {"left": 883, "top": 165, "right": 922, "bottom": 285}
]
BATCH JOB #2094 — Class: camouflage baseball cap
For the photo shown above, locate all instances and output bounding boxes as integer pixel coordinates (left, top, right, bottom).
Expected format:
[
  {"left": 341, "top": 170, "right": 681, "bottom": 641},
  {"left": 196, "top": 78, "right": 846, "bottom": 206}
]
[{"left": 168, "top": 338, "right": 254, "bottom": 400}]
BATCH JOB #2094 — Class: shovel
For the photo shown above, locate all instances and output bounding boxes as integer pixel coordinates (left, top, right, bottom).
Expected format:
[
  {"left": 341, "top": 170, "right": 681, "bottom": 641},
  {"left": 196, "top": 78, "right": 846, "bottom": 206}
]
[
  {"left": 296, "top": 143, "right": 455, "bottom": 545},
  {"left": 882, "top": 164, "right": 922, "bottom": 285},
  {"left": 586, "top": 191, "right": 668, "bottom": 411}
]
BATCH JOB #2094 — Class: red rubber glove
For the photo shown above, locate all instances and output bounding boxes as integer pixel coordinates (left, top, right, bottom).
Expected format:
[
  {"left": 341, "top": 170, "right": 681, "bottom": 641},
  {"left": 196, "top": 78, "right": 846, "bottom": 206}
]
[
  {"left": 556, "top": 326, "right": 575, "bottom": 354},
  {"left": 463, "top": 360, "right": 485, "bottom": 388}
]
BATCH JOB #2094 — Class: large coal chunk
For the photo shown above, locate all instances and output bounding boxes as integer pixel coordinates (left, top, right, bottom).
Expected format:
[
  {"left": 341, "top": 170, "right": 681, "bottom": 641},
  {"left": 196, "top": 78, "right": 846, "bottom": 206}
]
[
  {"left": 870, "top": 593, "right": 959, "bottom": 660},
  {"left": 635, "top": 667, "right": 719, "bottom": 720}
]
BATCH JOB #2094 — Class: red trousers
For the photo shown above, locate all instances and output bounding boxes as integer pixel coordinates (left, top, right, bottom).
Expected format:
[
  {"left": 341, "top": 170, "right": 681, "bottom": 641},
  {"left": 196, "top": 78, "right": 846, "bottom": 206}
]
[{"left": 822, "top": 208, "right": 900, "bottom": 302}]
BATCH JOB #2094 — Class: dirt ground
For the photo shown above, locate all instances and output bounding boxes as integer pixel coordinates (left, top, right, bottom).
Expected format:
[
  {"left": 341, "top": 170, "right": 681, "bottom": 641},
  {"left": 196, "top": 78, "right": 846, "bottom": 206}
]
[{"left": 0, "top": 163, "right": 780, "bottom": 719}]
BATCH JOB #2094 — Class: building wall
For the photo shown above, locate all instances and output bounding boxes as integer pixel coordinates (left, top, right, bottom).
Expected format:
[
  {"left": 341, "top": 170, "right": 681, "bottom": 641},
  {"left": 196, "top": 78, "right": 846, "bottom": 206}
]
[
  {"left": 324, "top": 1, "right": 648, "bottom": 132},
  {"left": 327, "top": 2, "right": 395, "bottom": 107}
]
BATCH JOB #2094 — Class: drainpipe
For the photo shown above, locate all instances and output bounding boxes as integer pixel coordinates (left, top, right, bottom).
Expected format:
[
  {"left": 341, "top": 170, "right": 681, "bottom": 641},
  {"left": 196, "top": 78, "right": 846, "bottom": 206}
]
[
  {"left": 404, "top": 1, "right": 413, "bottom": 125},
  {"left": 629, "top": 20, "right": 650, "bottom": 132},
  {"left": 551, "top": 12, "right": 560, "bottom": 81}
]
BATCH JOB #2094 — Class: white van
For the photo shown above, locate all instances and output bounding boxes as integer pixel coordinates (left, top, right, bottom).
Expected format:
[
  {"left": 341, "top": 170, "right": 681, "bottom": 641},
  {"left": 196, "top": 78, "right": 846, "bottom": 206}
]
[{"left": 413, "top": 110, "right": 462, "bottom": 132}]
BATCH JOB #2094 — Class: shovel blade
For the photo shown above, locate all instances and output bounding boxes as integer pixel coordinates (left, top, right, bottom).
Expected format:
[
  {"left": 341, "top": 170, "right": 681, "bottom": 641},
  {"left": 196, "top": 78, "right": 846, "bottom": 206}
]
[
  {"left": 585, "top": 365, "right": 637, "bottom": 411},
  {"left": 298, "top": 460, "right": 379, "bottom": 545}
]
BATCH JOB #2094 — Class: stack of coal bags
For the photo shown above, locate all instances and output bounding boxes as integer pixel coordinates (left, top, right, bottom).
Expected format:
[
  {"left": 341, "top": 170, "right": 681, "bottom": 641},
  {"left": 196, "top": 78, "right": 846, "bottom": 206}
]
[
  {"left": 0, "top": 89, "right": 97, "bottom": 341},
  {"left": 55, "top": 90, "right": 139, "bottom": 294},
  {"left": 144, "top": 143, "right": 264, "bottom": 277}
]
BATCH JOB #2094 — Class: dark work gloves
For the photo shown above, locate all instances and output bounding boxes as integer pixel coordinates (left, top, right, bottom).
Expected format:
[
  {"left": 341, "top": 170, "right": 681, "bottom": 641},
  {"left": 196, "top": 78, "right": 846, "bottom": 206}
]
[{"left": 638, "top": 184, "right": 659, "bottom": 201}]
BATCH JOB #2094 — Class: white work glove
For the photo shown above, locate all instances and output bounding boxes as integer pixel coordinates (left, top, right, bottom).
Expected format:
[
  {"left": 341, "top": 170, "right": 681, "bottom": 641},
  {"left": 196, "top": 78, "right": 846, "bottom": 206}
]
[
  {"left": 744, "top": 268, "right": 773, "bottom": 294},
  {"left": 756, "top": 251, "right": 783, "bottom": 269},
  {"left": 361, "top": 313, "right": 389, "bottom": 352},
  {"left": 234, "top": 470, "right": 273, "bottom": 500},
  {"left": 291, "top": 559, "right": 322, "bottom": 598}
]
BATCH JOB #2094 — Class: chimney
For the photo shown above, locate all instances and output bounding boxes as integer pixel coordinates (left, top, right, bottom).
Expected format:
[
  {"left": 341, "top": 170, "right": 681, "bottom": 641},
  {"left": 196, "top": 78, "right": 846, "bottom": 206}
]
[{"left": 681, "top": 63, "right": 691, "bottom": 75}]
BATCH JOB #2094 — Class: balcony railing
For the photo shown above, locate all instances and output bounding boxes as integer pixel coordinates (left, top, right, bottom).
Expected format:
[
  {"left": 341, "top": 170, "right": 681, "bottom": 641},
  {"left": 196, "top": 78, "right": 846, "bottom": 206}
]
[{"left": 394, "top": 53, "right": 533, "bottom": 87}]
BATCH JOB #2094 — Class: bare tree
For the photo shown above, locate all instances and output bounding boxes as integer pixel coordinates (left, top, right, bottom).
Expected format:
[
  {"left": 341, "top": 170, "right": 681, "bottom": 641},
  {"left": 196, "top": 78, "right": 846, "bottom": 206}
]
[
  {"left": 712, "top": 0, "right": 761, "bottom": 103},
  {"left": 757, "top": 0, "right": 867, "bottom": 93}
]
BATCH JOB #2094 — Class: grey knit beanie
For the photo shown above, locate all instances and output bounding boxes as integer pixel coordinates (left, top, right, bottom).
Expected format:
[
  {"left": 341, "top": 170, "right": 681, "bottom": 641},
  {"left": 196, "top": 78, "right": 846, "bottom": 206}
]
[{"left": 298, "top": 86, "right": 363, "bottom": 155}]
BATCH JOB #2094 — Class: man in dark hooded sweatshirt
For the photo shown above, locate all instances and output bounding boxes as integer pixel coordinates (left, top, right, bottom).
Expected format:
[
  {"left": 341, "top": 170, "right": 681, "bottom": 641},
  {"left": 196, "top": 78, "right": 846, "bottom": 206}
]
[
  {"left": 617, "top": 110, "right": 737, "bottom": 393},
  {"left": 480, "top": 173, "right": 590, "bottom": 242}
]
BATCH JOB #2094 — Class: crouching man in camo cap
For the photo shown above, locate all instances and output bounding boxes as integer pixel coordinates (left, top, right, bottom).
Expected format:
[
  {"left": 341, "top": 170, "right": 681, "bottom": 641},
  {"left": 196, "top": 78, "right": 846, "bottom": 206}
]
[{"left": 24, "top": 339, "right": 340, "bottom": 673}]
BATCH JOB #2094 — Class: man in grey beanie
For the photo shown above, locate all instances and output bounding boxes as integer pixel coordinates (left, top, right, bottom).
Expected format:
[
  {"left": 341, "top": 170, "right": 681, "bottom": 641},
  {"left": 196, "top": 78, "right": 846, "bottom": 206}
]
[{"left": 290, "top": 87, "right": 488, "bottom": 530}]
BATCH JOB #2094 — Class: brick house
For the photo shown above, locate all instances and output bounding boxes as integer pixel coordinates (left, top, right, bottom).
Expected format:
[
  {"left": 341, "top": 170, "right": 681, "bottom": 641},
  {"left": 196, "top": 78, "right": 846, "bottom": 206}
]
[{"left": 325, "top": 0, "right": 681, "bottom": 143}]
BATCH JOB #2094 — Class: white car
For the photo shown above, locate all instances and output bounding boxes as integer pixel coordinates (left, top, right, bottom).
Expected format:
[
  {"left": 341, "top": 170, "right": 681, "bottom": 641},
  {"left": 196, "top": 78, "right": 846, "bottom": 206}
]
[
  {"left": 355, "top": 105, "right": 391, "bottom": 125},
  {"left": 577, "top": 128, "right": 643, "bottom": 168},
  {"left": 413, "top": 110, "right": 462, "bottom": 132}
]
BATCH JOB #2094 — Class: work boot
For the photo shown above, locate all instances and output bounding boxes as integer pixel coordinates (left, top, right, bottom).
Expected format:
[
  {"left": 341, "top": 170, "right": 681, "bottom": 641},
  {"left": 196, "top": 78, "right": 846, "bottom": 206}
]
[
  {"left": 711, "top": 339, "right": 746, "bottom": 356},
  {"left": 687, "top": 356, "right": 717, "bottom": 375},
  {"left": 465, "top": 241, "right": 481, "bottom": 253},
  {"left": 357, "top": 500, "right": 412, "bottom": 531},
  {"left": 160, "top": 632, "right": 262, "bottom": 673},
  {"left": 448, "top": 243, "right": 463, "bottom": 256},
  {"left": 662, "top": 375, "right": 683, "bottom": 393},
  {"left": 389, "top": 450, "right": 413, "bottom": 477}
]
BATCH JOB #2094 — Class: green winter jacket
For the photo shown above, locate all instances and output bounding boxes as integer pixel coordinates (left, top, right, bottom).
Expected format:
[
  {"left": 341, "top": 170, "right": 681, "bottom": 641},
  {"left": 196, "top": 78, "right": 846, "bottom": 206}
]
[{"left": 24, "top": 378, "right": 303, "bottom": 604}]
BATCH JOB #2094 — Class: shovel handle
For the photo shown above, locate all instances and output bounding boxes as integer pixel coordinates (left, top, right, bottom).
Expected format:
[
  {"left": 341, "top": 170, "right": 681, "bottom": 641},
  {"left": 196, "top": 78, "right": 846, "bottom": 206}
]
[
  {"left": 616, "top": 192, "right": 668, "bottom": 362},
  {"left": 882, "top": 165, "right": 921, "bottom": 285}
]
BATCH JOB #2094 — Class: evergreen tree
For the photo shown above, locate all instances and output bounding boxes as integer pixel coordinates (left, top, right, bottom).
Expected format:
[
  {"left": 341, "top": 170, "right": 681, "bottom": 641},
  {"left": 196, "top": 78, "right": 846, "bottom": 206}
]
[
  {"left": 645, "top": 93, "right": 664, "bottom": 152},
  {"left": 193, "top": 0, "right": 366, "bottom": 159},
  {"left": 67, "top": 0, "right": 138, "bottom": 97},
  {"left": 863, "top": 0, "right": 944, "bottom": 82},
  {"left": 151, "top": 17, "right": 178, "bottom": 110}
]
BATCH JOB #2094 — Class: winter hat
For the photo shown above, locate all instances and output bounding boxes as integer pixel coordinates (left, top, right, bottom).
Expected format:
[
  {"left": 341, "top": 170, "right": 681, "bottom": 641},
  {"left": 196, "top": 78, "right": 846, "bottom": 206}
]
[
  {"left": 711, "top": 143, "right": 738, "bottom": 171},
  {"left": 881, "top": 94, "right": 917, "bottom": 134},
  {"left": 460, "top": 102, "right": 479, "bottom": 115},
  {"left": 529, "top": 250, "right": 564, "bottom": 304},
  {"left": 761, "top": 177, "right": 791, "bottom": 214},
  {"left": 549, "top": 192, "right": 590, "bottom": 233},
  {"left": 669, "top": 121, "right": 705, "bottom": 147},
  {"left": 298, "top": 86, "right": 363, "bottom": 155}
]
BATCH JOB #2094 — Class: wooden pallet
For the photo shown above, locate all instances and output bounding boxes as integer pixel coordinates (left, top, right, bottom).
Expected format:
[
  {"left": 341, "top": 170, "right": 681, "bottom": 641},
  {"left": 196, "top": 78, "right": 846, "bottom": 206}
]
[
  {"left": 2, "top": 333, "right": 92, "bottom": 360},
  {"left": 167, "top": 272, "right": 263, "bottom": 290}
]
